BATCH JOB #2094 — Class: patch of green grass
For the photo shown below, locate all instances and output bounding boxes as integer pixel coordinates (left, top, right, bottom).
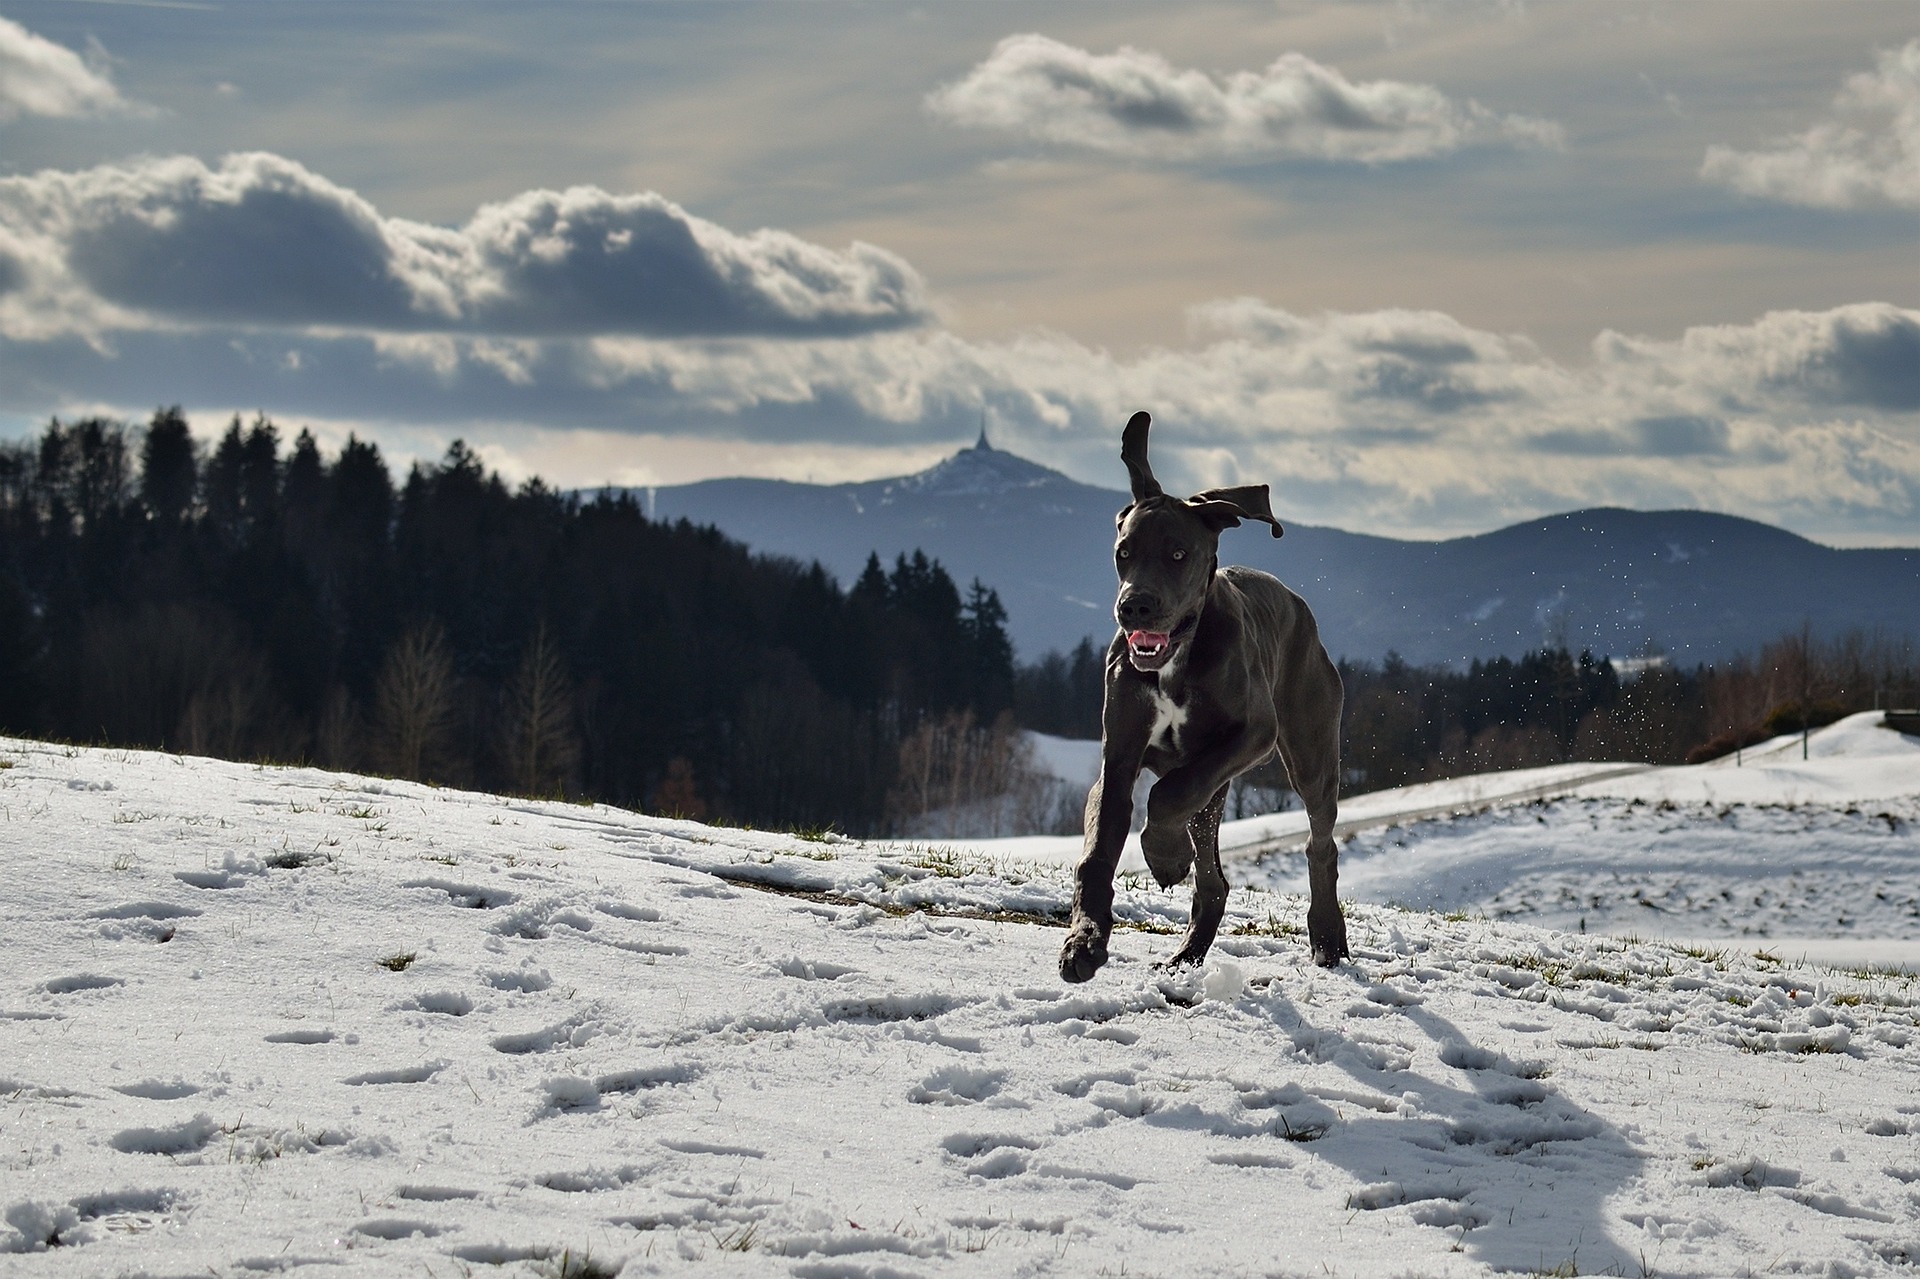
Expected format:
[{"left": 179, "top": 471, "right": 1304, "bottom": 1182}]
[
  {"left": 712, "top": 1223, "right": 758, "bottom": 1253},
  {"left": 1275, "top": 1115, "right": 1330, "bottom": 1142},
  {"left": 266, "top": 848, "right": 332, "bottom": 870},
  {"left": 789, "top": 824, "right": 840, "bottom": 844},
  {"left": 905, "top": 846, "right": 970, "bottom": 879},
  {"left": 375, "top": 951, "right": 417, "bottom": 972},
  {"left": 1229, "top": 910, "right": 1302, "bottom": 939},
  {"left": 1843, "top": 962, "right": 1916, "bottom": 980}
]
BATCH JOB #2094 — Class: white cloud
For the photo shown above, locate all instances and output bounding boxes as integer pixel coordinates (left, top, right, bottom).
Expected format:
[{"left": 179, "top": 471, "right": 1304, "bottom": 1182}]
[
  {"left": 0, "top": 152, "right": 933, "bottom": 340},
  {"left": 0, "top": 16, "right": 129, "bottom": 123},
  {"left": 1, "top": 151, "right": 1915, "bottom": 542},
  {"left": 1702, "top": 39, "right": 1920, "bottom": 209},
  {"left": 10, "top": 298, "right": 1913, "bottom": 543},
  {"left": 927, "top": 34, "right": 1563, "bottom": 164}
]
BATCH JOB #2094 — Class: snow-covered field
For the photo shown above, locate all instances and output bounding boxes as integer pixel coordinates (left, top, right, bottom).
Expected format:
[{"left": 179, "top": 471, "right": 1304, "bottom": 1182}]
[
  {"left": 4, "top": 723, "right": 1920, "bottom": 1277},
  {"left": 1017, "top": 715, "right": 1920, "bottom": 969},
  {"left": 1247, "top": 714, "right": 1920, "bottom": 970}
]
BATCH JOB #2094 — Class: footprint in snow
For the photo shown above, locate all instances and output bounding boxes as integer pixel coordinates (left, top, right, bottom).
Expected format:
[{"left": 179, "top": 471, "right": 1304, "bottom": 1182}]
[
  {"left": 941, "top": 1132, "right": 1038, "bottom": 1180},
  {"left": 108, "top": 1113, "right": 219, "bottom": 1156},
  {"left": 593, "top": 900, "right": 664, "bottom": 923},
  {"left": 173, "top": 856, "right": 263, "bottom": 890},
  {"left": 351, "top": 1218, "right": 449, "bottom": 1240},
  {"left": 491, "top": 1015, "right": 601, "bottom": 1055},
  {"left": 658, "top": 1137, "right": 765, "bottom": 1158},
  {"left": 38, "top": 974, "right": 123, "bottom": 996},
  {"left": 88, "top": 901, "right": 199, "bottom": 943},
  {"left": 263, "top": 1028, "right": 335, "bottom": 1045},
  {"left": 593, "top": 1062, "right": 700, "bottom": 1096},
  {"left": 907, "top": 1065, "right": 1006, "bottom": 1106},
  {"left": 536, "top": 1166, "right": 644, "bottom": 1193},
  {"left": 341, "top": 1060, "right": 448, "bottom": 1086},
  {"left": 400, "top": 878, "right": 516, "bottom": 910},
  {"left": 775, "top": 958, "right": 860, "bottom": 980},
  {"left": 396, "top": 991, "right": 474, "bottom": 1017},
  {"left": 110, "top": 1079, "right": 201, "bottom": 1100},
  {"left": 481, "top": 966, "right": 552, "bottom": 994},
  {"left": 88, "top": 901, "right": 200, "bottom": 922},
  {"left": 394, "top": 1185, "right": 480, "bottom": 1202}
]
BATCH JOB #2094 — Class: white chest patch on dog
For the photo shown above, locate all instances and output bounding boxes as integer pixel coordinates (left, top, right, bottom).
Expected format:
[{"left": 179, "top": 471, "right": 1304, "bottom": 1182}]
[{"left": 1148, "top": 686, "right": 1188, "bottom": 750}]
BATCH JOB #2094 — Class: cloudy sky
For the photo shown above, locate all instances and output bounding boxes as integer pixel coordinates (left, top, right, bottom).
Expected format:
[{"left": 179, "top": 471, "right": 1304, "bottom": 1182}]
[{"left": 1, "top": 2, "right": 1916, "bottom": 544}]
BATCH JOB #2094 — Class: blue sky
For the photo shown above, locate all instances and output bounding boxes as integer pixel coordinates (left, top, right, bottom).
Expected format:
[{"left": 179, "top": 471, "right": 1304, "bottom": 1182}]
[{"left": 0, "top": 1, "right": 1916, "bottom": 543}]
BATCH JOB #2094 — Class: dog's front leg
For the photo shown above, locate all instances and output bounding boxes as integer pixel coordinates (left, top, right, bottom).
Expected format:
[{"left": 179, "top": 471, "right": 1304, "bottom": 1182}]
[
  {"left": 1060, "top": 759, "right": 1139, "bottom": 983},
  {"left": 1062, "top": 684, "right": 1149, "bottom": 984}
]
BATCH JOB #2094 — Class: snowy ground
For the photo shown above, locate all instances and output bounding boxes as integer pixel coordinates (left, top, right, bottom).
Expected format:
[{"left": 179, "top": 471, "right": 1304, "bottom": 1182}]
[
  {"left": 1016, "top": 715, "right": 1920, "bottom": 969},
  {"left": 4, "top": 728, "right": 1920, "bottom": 1277},
  {"left": 1246, "top": 714, "right": 1920, "bottom": 970}
]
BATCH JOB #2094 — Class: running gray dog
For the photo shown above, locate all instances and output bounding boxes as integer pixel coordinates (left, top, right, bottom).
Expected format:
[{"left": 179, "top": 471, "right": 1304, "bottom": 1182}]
[{"left": 1059, "top": 411, "right": 1348, "bottom": 982}]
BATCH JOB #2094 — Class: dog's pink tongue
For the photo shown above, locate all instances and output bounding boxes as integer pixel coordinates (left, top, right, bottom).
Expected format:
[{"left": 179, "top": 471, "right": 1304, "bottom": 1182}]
[{"left": 1128, "top": 629, "right": 1170, "bottom": 649}]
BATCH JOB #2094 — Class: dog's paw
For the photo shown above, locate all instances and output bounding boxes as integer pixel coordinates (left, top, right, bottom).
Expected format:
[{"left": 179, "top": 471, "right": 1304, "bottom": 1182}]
[
  {"left": 1059, "top": 925, "right": 1109, "bottom": 984},
  {"left": 1157, "top": 946, "right": 1206, "bottom": 973},
  {"left": 1307, "top": 905, "right": 1350, "bottom": 968}
]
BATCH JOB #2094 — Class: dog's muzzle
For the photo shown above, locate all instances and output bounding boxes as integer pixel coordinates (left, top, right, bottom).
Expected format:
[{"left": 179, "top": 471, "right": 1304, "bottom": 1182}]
[{"left": 1126, "top": 616, "right": 1194, "bottom": 672}]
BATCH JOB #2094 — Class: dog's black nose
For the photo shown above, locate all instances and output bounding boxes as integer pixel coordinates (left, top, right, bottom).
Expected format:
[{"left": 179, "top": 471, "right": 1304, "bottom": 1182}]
[{"left": 1116, "top": 592, "right": 1159, "bottom": 627}]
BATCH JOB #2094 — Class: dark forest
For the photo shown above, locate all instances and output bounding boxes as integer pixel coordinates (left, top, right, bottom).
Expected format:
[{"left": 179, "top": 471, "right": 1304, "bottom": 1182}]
[{"left": 0, "top": 411, "right": 1019, "bottom": 835}]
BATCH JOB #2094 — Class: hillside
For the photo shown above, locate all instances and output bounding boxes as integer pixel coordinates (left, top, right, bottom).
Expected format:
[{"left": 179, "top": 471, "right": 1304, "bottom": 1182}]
[
  {"left": 4, "top": 730, "right": 1920, "bottom": 1275},
  {"left": 643, "top": 439, "right": 1920, "bottom": 664}
]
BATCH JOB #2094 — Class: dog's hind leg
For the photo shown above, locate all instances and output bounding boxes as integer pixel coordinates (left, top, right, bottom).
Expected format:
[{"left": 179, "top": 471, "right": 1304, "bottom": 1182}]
[
  {"left": 1163, "top": 783, "right": 1230, "bottom": 969},
  {"left": 1275, "top": 661, "right": 1348, "bottom": 966}
]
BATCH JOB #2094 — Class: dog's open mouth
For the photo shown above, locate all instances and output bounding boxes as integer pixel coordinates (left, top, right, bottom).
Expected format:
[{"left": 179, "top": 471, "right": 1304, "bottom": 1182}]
[{"left": 1126, "top": 619, "right": 1191, "bottom": 672}]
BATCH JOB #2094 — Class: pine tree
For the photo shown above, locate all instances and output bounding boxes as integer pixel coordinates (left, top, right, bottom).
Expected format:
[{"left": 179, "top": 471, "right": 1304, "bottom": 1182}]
[{"left": 139, "top": 407, "right": 197, "bottom": 525}]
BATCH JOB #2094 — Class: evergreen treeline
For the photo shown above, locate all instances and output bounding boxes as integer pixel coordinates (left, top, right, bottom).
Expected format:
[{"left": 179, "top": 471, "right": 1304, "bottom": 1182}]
[
  {"left": 0, "top": 411, "right": 1018, "bottom": 835},
  {"left": 1336, "top": 628, "right": 1920, "bottom": 790}
]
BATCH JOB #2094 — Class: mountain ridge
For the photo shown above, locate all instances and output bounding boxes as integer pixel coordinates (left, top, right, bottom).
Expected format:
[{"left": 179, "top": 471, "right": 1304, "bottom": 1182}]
[{"left": 635, "top": 440, "right": 1920, "bottom": 665}]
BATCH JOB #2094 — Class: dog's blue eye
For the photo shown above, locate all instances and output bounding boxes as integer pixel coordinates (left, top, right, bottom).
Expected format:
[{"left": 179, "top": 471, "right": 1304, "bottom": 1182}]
[
  {"left": 1117, "top": 548, "right": 1130, "bottom": 559},
  {"left": 1172, "top": 549, "right": 1186, "bottom": 561}
]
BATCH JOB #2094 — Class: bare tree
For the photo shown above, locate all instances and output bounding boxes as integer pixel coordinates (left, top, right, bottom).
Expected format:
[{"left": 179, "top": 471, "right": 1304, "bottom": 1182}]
[
  {"left": 374, "top": 620, "right": 457, "bottom": 782},
  {"left": 498, "top": 621, "right": 579, "bottom": 796},
  {"left": 655, "top": 757, "right": 708, "bottom": 820},
  {"left": 314, "top": 686, "right": 364, "bottom": 772},
  {"left": 889, "top": 709, "right": 1066, "bottom": 837}
]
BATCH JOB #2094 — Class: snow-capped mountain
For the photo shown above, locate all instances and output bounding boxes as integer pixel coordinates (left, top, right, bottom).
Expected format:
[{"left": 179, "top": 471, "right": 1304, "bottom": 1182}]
[{"left": 639, "top": 438, "right": 1920, "bottom": 664}]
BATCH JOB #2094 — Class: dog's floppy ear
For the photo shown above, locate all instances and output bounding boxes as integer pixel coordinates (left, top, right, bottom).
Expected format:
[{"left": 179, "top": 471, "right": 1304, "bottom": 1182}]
[
  {"left": 1188, "top": 484, "right": 1284, "bottom": 538},
  {"left": 1120, "top": 411, "right": 1162, "bottom": 502}
]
